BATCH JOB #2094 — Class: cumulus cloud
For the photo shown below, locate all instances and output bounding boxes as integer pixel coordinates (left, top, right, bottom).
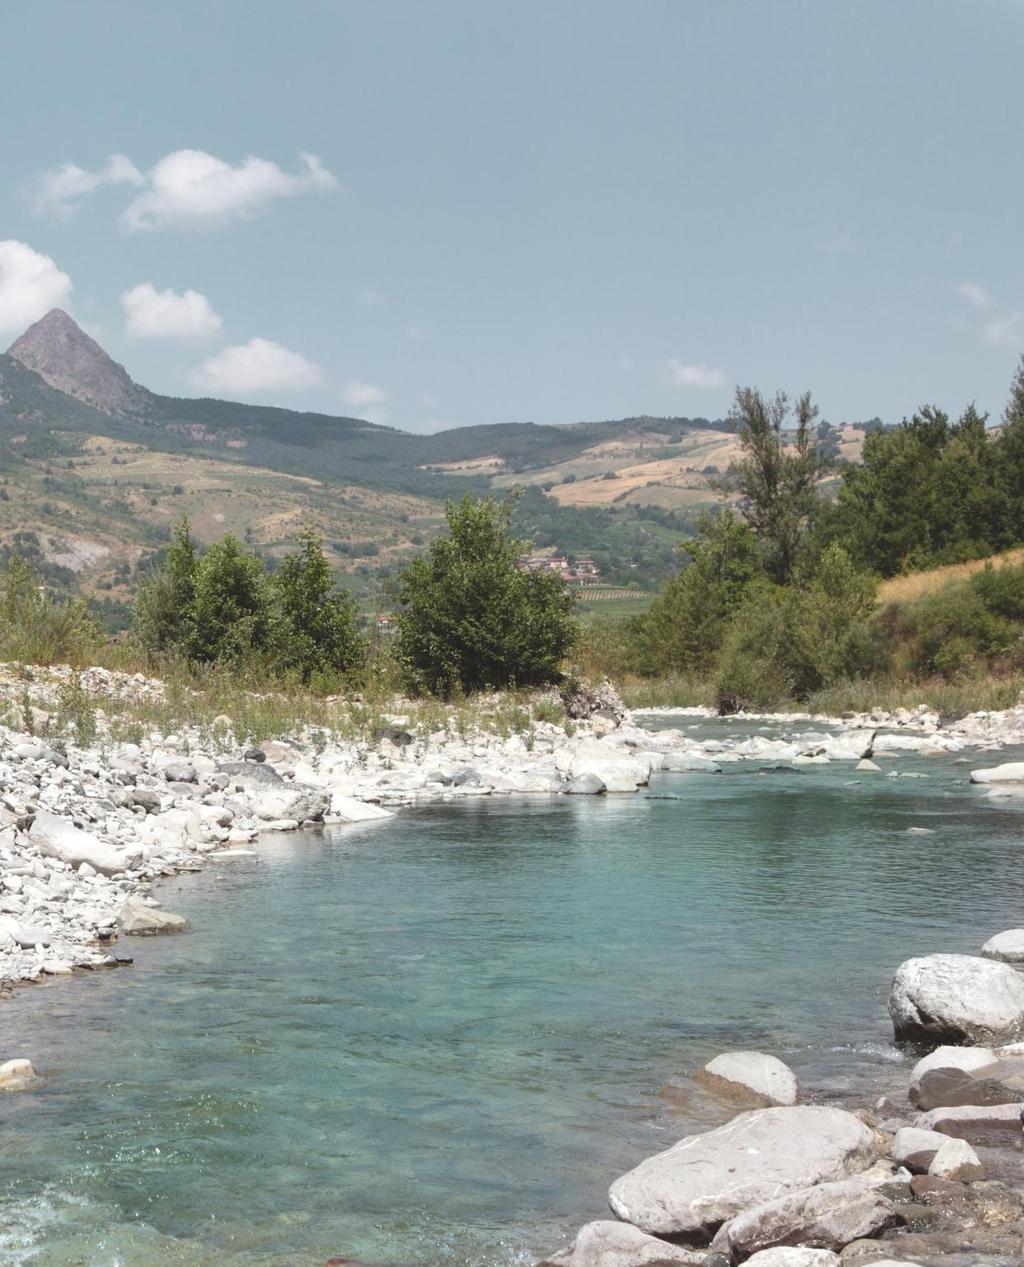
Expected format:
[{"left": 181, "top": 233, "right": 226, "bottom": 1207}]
[
  {"left": 664, "top": 359, "right": 726, "bottom": 390},
  {"left": 122, "top": 282, "right": 222, "bottom": 340},
  {"left": 29, "top": 149, "right": 337, "bottom": 230},
  {"left": 121, "top": 150, "right": 337, "bottom": 231},
  {"left": 0, "top": 240, "right": 73, "bottom": 336},
  {"left": 189, "top": 338, "right": 322, "bottom": 394},
  {"left": 341, "top": 379, "right": 389, "bottom": 424},
  {"left": 958, "top": 281, "right": 991, "bottom": 309},
  {"left": 30, "top": 154, "right": 143, "bottom": 219}
]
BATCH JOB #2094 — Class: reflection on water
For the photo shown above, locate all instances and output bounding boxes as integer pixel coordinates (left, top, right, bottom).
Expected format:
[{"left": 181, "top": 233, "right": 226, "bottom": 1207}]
[{"left": 1, "top": 727, "right": 1022, "bottom": 1266}]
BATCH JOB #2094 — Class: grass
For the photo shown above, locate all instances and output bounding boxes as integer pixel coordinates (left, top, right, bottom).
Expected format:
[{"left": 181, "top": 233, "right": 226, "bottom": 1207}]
[{"left": 876, "top": 548, "right": 1024, "bottom": 605}]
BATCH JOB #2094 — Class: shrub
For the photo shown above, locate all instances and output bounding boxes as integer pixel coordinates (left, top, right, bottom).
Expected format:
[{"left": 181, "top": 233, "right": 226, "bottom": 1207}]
[
  {"left": 394, "top": 495, "right": 579, "bottom": 695},
  {"left": 0, "top": 552, "right": 102, "bottom": 667},
  {"left": 272, "top": 530, "right": 365, "bottom": 681}
]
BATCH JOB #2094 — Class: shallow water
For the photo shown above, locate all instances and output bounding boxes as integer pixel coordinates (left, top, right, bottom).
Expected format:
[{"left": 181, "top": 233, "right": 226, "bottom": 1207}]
[{"left": 2, "top": 726, "right": 1024, "bottom": 1267}]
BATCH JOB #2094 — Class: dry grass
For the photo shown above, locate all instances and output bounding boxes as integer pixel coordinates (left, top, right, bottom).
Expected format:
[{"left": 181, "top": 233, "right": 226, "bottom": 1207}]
[{"left": 876, "top": 548, "right": 1024, "bottom": 605}]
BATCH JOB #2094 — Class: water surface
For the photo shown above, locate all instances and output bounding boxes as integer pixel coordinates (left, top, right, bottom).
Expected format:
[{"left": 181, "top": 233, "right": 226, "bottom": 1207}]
[{"left": 2, "top": 725, "right": 1022, "bottom": 1266}]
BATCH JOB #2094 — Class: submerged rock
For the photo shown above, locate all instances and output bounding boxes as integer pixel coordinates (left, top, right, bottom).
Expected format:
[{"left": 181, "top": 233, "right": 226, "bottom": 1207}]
[
  {"left": 537, "top": 1220, "right": 705, "bottom": 1267},
  {"left": 701, "top": 1051, "right": 799, "bottom": 1106},
  {"left": 888, "top": 954, "right": 1024, "bottom": 1044},
  {"left": 118, "top": 898, "right": 188, "bottom": 936},
  {"left": 0, "top": 1058, "right": 35, "bottom": 1089},
  {"left": 607, "top": 1105, "right": 875, "bottom": 1239}
]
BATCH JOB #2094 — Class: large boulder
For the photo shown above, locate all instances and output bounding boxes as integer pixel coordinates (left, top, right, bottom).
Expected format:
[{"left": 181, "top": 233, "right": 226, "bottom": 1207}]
[
  {"left": 607, "top": 1105, "right": 875, "bottom": 1239},
  {"left": 888, "top": 954, "right": 1024, "bottom": 1044},
  {"left": 29, "top": 809, "right": 139, "bottom": 876},
  {"left": 969, "top": 762, "right": 1024, "bottom": 783},
  {"left": 537, "top": 1221, "right": 705, "bottom": 1267},
  {"left": 329, "top": 793, "right": 395, "bottom": 822},
  {"left": 744, "top": 1252, "right": 839, "bottom": 1267},
  {"left": 218, "top": 761, "right": 285, "bottom": 787},
  {"left": 251, "top": 785, "right": 328, "bottom": 824},
  {"left": 118, "top": 898, "right": 188, "bottom": 936},
  {"left": 711, "top": 1178, "right": 897, "bottom": 1260},
  {"left": 568, "top": 758, "right": 649, "bottom": 793},
  {"left": 0, "top": 916, "right": 51, "bottom": 948},
  {"left": 981, "top": 929, "right": 1024, "bottom": 963},
  {"left": 701, "top": 1051, "right": 799, "bottom": 1106}
]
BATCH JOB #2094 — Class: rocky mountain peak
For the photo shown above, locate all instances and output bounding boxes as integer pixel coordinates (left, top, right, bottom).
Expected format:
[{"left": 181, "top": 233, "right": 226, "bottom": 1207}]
[{"left": 6, "top": 309, "right": 150, "bottom": 417}]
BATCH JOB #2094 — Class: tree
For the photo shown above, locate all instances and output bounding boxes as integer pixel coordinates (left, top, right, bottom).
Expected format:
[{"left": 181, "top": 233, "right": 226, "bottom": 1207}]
[
  {"left": 133, "top": 518, "right": 198, "bottom": 655},
  {"left": 273, "top": 530, "right": 364, "bottom": 680},
  {"left": 635, "top": 511, "right": 763, "bottom": 674},
  {"left": 996, "top": 355, "right": 1024, "bottom": 511},
  {"left": 187, "top": 535, "right": 271, "bottom": 664},
  {"left": 723, "top": 387, "right": 826, "bottom": 583},
  {"left": 394, "top": 495, "right": 578, "bottom": 695}
]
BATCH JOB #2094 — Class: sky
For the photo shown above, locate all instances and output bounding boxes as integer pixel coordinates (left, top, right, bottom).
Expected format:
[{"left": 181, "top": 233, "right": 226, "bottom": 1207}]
[{"left": 1, "top": 0, "right": 1022, "bottom": 433}]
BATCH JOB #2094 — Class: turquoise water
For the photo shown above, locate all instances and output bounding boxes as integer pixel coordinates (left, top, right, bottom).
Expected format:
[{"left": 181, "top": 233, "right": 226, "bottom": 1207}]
[{"left": 3, "top": 724, "right": 1024, "bottom": 1267}]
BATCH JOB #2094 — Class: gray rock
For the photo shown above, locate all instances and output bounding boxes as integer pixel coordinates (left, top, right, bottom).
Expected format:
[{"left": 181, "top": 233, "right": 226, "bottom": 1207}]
[
  {"left": 163, "top": 761, "right": 196, "bottom": 783},
  {"left": 243, "top": 747, "right": 266, "bottom": 762},
  {"left": 915, "top": 1100, "right": 1024, "bottom": 1145},
  {"left": 28, "top": 809, "right": 135, "bottom": 877},
  {"left": 888, "top": 954, "right": 1024, "bottom": 1044},
  {"left": 702, "top": 1051, "right": 799, "bottom": 1106},
  {"left": 118, "top": 898, "right": 188, "bottom": 936},
  {"left": 251, "top": 785, "right": 328, "bottom": 824},
  {"left": 607, "top": 1105, "right": 875, "bottom": 1239},
  {"left": 663, "top": 752, "right": 722, "bottom": 773},
  {"left": 130, "top": 787, "right": 162, "bottom": 814},
  {"left": 566, "top": 773, "right": 606, "bottom": 795},
  {"left": 712, "top": 1178, "right": 896, "bottom": 1260},
  {"left": 0, "top": 915, "right": 50, "bottom": 948},
  {"left": 217, "top": 761, "right": 284, "bottom": 787},
  {"left": 538, "top": 1220, "right": 705, "bottom": 1267},
  {"left": 452, "top": 768, "right": 482, "bottom": 787},
  {"left": 908, "top": 1045, "right": 995, "bottom": 1109}
]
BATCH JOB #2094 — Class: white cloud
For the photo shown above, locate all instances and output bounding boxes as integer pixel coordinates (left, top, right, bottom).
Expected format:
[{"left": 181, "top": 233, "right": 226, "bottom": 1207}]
[
  {"left": 122, "top": 282, "right": 223, "bottom": 340},
  {"left": 30, "top": 154, "right": 143, "bottom": 219},
  {"left": 664, "top": 359, "right": 726, "bottom": 390},
  {"left": 121, "top": 150, "right": 337, "bottom": 231},
  {"left": 342, "top": 379, "right": 389, "bottom": 424},
  {"left": 958, "top": 281, "right": 991, "bottom": 309},
  {"left": 189, "top": 338, "right": 322, "bottom": 394},
  {"left": 984, "top": 311, "right": 1024, "bottom": 348},
  {"left": 0, "top": 240, "right": 73, "bottom": 336}
]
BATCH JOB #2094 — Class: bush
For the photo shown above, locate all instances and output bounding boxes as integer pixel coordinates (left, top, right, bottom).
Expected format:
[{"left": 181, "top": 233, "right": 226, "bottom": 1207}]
[
  {"left": 394, "top": 495, "right": 579, "bottom": 695},
  {"left": 273, "top": 530, "right": 365, "bottom": 681},
  {"left": 0, "top": 552, "right": 102, "bottom": 667}
]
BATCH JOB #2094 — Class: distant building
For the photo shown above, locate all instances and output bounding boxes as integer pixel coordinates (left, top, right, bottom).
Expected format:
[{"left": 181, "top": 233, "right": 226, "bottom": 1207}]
[{"left": 518, "top": 554, "right": 601, "bottom": 582}]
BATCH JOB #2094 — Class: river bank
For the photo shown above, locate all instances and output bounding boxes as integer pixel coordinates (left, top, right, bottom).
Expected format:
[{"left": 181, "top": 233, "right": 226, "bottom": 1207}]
[{"left": 4, "top": 664, "right": 1024, "bottom": 1265}]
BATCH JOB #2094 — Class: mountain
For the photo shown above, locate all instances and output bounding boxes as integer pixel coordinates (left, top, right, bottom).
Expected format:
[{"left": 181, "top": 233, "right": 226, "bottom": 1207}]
[{"left": 8, "top": 309, "right": 153, "bottom": 417}]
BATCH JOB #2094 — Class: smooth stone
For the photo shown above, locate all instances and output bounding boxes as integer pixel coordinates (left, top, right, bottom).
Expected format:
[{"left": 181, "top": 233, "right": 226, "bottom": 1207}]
[
  {"left": 0, "top": 1058, "right": 35, "bottom": 1087},
  {"left": 981, "top": 928, "right": 1024, "bottom": 962},
  {"left": 118, "top": 897, "right": 189, "bottom": 936},
  {"left": 908, "top": 1045, "right": 995, "bottom": 1109},
  {"left": 969, "top": 761, "right": 1024, "bottom": 783},
  {"left": 0, "top": 915, "right": 50, "bottom": 948},
  {"left": 662, "top": 753, "right": 722, "bottom": 774},
  {"left": 927, "top": 1137, "right": 983, "bottom": 1182},
  {"left": 712, "top": 1178, "right": 896, "bottom": 1260},
  {"left": 217, "top": 761, "right": 284, "bottom": 787},
  {"left": 329, "top": 794, "right": 395, "bottom": 821},
  {"left": 565, "top": 773, "right": 607, "bottom": 795},
  {"left": 891, "top": 1127, "right": 948, "bottom": 1173},
  {"left": 163, "top": 761, "right": 197, "bottom": 783},
  {"left": 855, "top": 759, "right": 881, "bottom": 773},
  {"left": 701, "top": 1051, "right": 799, "bottom": 1106},
  {"left": 537, "top": 1220, "right": 706, "bottom": 1267},
  {"left": 915, "top": 1101, "right": 1024, "bottom": 1145},
  {"left": 888, "top": 954, "right": 1024, "bottom": 1044},
  {"left": 29, "top": 809, "right": 137, "bottom": 877},
  {"left": 607, "top": 1105, "right": 875, "bottom": 1239}
]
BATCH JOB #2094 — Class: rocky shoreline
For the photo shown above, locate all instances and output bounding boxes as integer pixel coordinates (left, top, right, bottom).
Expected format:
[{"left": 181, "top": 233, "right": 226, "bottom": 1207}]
[{"left": 3, "top": 663, "right": 1024, "bottom": 1265}]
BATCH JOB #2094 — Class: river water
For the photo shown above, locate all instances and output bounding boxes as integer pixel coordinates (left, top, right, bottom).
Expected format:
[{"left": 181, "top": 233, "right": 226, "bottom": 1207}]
[{"left": 2, "top": 719, "right": 1023, "bottom": 1267}]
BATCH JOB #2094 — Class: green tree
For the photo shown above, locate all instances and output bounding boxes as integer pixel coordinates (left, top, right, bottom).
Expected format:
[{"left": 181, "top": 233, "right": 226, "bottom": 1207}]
[
  {"left": 133, "top": 518, "right": 198, "bottom": 655},
  {"left": 394, "top": 495, "right": 578, "bottom": 695},
  {"left": 634, "top": 510, "right": 763, "bottom": 674},
  {"left": 188, "top": 535, "right": 271, "bottom": 664},
  {"left": 0, "top": 550, "right": 100, "bottom": 666},
  {"left": 723, "top": 387, "right": 826, "bottom": 583},
  {"left": 273, "top": 530, "right": 364, "bottom": 680}
]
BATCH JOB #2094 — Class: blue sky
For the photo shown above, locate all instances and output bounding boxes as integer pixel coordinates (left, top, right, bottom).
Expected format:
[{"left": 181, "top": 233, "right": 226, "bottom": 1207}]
[{"left": 1, "top": 0, "right": 1022, "bottom": 432}]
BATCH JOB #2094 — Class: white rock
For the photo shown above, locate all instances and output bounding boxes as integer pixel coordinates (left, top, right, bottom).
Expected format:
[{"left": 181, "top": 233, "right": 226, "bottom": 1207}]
[
  {"left": 702, "top": 1051, "right": 799, "bottom": 1106},
  {"left": 607, "top": 1105, "right": 875, "bottom": 1238},
  {"left": 328, "top": 793, "right": 395, "bottom": 822},
  {"left": 970, "top": 761, "right": 1024, "bottom": 783},
  {"left": 908, "top": 1044, "right": 996, "bottom": 1109},
  {"left": 981, "top": 928, "right": 1024, "bottom": 963},
  {"left": 888, "top": 953, "right": 1024, "bottom": 1044},
  {"left": 891, "top": 1126, "right": 948, "bottom": 1172},
  {"left": 0, "top": 1058, "right": 35, "bottom": 1087},
  {"left": 29, "top": 809, "right": 134, "bottom": 877},
  {"left": 539, "top": 1220, "right": 705, "bottom": 1267},
  {"left": 927, "top": 1136, "right": 984, "bottom": 1181},
  {"left": 744, "top": 1251, "right": 840, "bottom": 1267}
]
